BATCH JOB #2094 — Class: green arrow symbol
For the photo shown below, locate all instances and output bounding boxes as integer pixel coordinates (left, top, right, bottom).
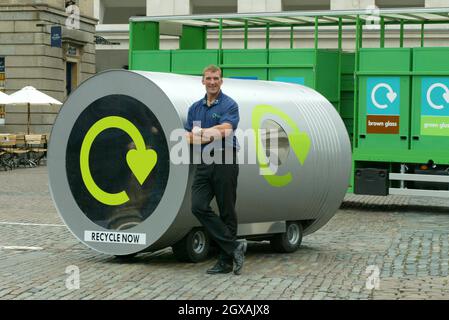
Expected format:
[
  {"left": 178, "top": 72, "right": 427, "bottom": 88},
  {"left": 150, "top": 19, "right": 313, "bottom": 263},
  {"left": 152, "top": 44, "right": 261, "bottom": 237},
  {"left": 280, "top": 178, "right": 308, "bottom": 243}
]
[
  {"left": 80, "top": 116, "right": 157, "bottom": 206},
  {"left": 252, "top": 104, "right": 311, "bottom": 188}
]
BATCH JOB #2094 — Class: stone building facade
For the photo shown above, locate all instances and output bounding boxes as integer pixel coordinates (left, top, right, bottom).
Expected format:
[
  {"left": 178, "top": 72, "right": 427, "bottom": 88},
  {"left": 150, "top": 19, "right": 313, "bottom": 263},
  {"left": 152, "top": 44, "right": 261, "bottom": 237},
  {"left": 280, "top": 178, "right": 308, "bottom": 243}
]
[{"left": 0, "top": 0, "right": 96, "bottom": 134}]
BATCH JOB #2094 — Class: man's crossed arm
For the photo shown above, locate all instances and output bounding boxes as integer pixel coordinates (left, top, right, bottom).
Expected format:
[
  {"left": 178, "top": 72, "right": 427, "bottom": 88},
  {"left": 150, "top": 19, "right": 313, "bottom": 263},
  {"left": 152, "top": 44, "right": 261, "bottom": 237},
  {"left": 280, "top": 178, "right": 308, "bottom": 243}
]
[{"left": 185, "top": 123, "right": 233, "bottom": 144}]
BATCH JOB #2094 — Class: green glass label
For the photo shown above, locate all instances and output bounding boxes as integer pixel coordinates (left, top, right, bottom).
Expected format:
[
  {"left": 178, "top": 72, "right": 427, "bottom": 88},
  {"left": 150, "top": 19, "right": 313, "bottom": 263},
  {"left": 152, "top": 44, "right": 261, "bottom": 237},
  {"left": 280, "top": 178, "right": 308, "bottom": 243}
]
[{"left": 421, "top": 116, "right": 449, "bottom": 136}]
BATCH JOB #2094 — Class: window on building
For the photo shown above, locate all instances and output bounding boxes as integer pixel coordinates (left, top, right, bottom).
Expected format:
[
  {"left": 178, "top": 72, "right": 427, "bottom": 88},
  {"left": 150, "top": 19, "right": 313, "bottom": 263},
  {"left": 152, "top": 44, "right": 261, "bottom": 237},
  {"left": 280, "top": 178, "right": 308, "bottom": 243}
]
[
  {"left": 191, "top": 0, "right": 238, "bottom": 14},
  {"left": 282, "top": 0, "right": 330, "bottom": 11}
]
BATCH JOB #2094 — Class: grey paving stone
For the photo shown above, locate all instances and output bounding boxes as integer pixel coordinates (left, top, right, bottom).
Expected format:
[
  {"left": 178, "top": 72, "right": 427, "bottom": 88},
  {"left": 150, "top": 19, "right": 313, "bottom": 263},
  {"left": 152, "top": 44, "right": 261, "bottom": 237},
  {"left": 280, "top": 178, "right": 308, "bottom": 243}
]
[{"left": 1, "top": 167, "right": 449, "bottom": 300}]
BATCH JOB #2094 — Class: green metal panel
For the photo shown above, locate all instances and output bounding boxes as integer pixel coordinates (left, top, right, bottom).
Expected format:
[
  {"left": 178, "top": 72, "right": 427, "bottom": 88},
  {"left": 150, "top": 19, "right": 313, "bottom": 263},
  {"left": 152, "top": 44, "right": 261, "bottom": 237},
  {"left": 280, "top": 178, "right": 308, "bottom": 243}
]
[
  {"left": 171, "top": 50, "right": 219, "bottom": 75},
  {"left": 222, "top": 49, "right": 268, "bottom": 65},
  {"left": 353, "top": 148, "right": 449, "bottom": 164},
  {"left": 341, "top": 92, "right": 354, "bottom": 137},
  {"left": 129, "top": 21, "right": 160, "bottom": 70},
  {"left": 413, "top": 47, "right": 449, "bottom": 73},
  {"left": 316, "top": 50, "right": 340, "bottom": 103},
  {"left": 268, "top": 49, "right": 340, "bottom": 104},
  {"left": 342, "top": 118, "right": 354, "bottom": 136},
  {"left": 340, "top": 92, "right": 355, "bottom": 118},
  {"left": 340, "top": 52, "right": 355, "bottom": 91},
  {"left": 131, "top": 50, "right": 171, "bottom": 72},
  {"left": 129, "top": 21, "right": 159, "bottom": 51},
  {"left": 356, "top": 48, "right": 412, "bottom": 153},
  {"left": 268, "top": 49, "right": 315, "bottom": 88},
  {"left": 359, "top": 48, "right": 411, "bottom": 72},
  {"left": 180, "top": 25, "right": 206, "bottom": 50},
  {"left": 269, "top": 49, "right": 315, "bottom": 65},
  {"left": 411, "top": 47, "right": 449, "bottom": 155},
  {"left": 222, "top": 49, "right": 268, "bottom": 80},
  {"left": 340, "top": 52, "right": 356, "bottom": 139}
]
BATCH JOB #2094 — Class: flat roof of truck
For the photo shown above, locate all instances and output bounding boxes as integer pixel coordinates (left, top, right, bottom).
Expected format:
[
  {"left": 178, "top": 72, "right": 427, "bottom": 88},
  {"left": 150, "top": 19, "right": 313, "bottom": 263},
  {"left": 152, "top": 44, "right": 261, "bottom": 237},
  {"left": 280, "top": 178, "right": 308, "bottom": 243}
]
[{"left": 129, "top": 7, "right": 449, "bottom": 28}]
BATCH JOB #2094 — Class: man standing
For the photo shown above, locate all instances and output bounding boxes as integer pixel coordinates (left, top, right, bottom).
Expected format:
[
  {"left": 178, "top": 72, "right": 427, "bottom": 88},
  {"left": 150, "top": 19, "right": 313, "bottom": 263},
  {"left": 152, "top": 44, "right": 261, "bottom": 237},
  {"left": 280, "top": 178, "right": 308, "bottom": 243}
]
[{"left": 185, "top": 65, "right": 246, "bottom": 275}]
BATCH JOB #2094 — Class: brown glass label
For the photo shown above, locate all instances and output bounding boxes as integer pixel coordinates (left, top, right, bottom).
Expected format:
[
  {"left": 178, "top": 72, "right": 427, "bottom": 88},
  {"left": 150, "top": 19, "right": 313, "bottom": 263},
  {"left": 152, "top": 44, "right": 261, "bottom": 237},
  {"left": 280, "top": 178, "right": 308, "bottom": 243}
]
[{"left": 367, "top": 115, "right": 400, "bottom": 134}]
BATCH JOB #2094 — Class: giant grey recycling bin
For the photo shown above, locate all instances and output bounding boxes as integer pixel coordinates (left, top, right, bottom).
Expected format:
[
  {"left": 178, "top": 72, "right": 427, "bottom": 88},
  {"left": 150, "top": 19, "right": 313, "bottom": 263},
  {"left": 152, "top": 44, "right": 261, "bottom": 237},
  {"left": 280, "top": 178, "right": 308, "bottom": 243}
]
[{"left": 48, "top": 70, "right": 351, "bottom": 259}]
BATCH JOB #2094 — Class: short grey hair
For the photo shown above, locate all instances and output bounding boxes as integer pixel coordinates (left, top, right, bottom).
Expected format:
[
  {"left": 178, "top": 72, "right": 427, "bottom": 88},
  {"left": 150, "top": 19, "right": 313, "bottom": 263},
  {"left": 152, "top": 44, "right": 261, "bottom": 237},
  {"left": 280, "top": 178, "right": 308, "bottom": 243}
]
[{"left": 202, "top": 65, "right": 222, "bottom": 78}]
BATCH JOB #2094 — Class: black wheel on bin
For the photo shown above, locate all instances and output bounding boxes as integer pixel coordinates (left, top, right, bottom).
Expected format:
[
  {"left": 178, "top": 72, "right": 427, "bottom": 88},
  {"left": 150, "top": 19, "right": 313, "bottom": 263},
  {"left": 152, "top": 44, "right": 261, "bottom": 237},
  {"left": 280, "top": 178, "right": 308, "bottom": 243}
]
[
  {"left": 172, "top": 228, "right": 210, "bottom": 262},
  {"left": 270, "top": 221, "right": 303, "bottom": 253}
]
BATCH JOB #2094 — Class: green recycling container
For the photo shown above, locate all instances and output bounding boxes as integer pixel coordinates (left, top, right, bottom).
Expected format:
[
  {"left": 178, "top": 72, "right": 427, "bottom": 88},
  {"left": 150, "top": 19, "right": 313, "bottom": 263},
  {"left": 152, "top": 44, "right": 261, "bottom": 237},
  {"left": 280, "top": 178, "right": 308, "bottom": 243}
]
[
  {"left": 356, "top": 48, "right": 412, "bottom": 154},
  {"left": 411, "top": 47, "right": 449, "bottom": 160}
]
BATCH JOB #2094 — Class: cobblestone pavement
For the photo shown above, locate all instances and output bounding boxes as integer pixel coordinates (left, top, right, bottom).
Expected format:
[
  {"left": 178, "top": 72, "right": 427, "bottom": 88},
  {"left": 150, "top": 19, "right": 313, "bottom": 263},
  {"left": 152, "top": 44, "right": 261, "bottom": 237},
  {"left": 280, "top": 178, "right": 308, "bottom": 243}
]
[{"left": 1, "top": 166, "right": 449, "bottom": 300}]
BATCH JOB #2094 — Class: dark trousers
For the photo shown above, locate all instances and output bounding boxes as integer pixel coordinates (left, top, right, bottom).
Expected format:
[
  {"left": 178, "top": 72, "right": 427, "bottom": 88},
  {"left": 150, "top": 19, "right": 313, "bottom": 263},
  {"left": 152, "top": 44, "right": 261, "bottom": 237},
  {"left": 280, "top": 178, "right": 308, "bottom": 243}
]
[{"left": 191, "top": 161, "right": 239, "bottom": 264}]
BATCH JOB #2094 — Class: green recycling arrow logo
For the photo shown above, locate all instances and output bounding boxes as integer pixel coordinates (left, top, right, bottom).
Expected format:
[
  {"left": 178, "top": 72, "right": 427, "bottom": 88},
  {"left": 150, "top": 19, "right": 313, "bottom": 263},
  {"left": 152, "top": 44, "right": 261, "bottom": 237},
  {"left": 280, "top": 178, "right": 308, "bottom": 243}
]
[
  {"left": 252, "top": 105, "right": 311, "bottom": 188},
  {"left": 80, "top": 116, "right": 157, "bottom": 206}
]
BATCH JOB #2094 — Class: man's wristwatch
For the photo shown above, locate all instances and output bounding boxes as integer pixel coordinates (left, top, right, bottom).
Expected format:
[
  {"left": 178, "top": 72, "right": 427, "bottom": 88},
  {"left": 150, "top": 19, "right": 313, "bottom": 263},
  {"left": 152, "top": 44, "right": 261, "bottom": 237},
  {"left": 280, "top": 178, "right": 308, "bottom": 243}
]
[{"left": 192, "top": 126, "right": 203, "bottom": 136}]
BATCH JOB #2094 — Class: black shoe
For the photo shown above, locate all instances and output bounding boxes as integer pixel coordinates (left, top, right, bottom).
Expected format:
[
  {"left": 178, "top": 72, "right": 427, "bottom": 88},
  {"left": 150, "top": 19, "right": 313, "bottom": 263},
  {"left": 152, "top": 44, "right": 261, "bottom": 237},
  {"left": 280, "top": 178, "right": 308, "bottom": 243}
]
[
  {"left": 206, "top": 261, "right": 233, "bottom": 274},
  {"left": 233, "top": 241, "right": 247, "bottom": 275}
]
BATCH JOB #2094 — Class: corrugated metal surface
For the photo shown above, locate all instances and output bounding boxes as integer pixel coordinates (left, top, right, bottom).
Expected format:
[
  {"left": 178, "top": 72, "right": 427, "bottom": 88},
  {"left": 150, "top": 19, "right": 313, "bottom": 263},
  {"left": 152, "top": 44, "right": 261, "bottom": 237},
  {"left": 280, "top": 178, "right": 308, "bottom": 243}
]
[{"left": 49, "top": 70, "right": 351, "bottom": 255}]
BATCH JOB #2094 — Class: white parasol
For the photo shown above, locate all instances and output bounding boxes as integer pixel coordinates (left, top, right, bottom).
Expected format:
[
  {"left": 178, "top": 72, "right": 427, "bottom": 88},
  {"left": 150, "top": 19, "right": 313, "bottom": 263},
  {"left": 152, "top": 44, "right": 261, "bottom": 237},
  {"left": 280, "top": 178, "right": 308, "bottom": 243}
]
[
  {"left": 8, "top": 86, "right": 62, "bottom": 134},
  {"left": 0, "top": 91, "right": 12, "bottom": 104}
]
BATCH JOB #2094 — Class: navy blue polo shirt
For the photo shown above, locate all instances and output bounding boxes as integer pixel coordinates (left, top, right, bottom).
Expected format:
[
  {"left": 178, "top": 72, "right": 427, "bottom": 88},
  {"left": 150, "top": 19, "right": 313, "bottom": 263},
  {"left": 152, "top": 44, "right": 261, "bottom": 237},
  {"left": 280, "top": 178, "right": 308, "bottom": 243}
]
[{"left": 185, "top": 91, "right": 240, "bottom": 150}]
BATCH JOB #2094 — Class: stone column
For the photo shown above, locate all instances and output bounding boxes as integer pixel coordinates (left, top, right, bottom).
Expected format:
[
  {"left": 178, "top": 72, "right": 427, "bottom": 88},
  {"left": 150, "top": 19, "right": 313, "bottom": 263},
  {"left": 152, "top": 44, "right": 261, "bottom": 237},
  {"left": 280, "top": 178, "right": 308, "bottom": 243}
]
[{"left": 93, "top": 0, "right": 105, "bottom": 23}]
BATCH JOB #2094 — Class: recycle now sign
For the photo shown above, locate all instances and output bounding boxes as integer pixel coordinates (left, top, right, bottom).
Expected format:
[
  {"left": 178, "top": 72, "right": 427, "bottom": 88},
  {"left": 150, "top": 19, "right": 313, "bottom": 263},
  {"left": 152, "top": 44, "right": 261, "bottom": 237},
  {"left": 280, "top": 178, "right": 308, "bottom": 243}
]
[{"left": 421, "top": 77, "right": 449, "bottom": 136}]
